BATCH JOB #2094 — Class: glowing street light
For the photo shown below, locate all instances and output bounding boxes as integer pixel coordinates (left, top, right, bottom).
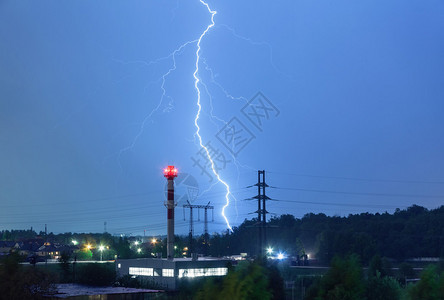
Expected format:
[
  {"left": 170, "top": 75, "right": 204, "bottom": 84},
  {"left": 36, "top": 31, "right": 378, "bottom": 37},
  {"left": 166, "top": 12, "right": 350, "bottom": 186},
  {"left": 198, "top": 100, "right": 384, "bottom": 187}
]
[
  {"left": 137, "top": 248, "right": 142, "bottom": 254},
  {"left": 99, "top": 245, "right": 105, "bottom": 261},
  {"left": 151, "top": 238, "right": 157, "bottom": 244},
  {"left": 277, "top": 252, "right": 285, "bottom": 260},
  {"left": 72, "top": 240, "right": 78, "bottom": 246},
  {"left": 266, "top": 247, "right": 273, "bottom": 255},
  {"left": 86, "top": 244, "right": 92, "bottom": 250}
]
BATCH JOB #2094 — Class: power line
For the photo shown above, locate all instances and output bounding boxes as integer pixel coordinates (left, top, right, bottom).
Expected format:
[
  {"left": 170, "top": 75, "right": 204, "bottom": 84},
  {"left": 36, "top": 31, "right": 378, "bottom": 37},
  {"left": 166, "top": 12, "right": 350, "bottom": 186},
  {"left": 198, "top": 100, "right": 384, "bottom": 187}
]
[
  {"left": 272, "top": 186, "right": 444, "bottom": 199},
  {"left": 266, "top": 170, "right": 444, "bottom": 185},
  {"left": 269, "top": 199, "right": 404, "bottom": 209}
]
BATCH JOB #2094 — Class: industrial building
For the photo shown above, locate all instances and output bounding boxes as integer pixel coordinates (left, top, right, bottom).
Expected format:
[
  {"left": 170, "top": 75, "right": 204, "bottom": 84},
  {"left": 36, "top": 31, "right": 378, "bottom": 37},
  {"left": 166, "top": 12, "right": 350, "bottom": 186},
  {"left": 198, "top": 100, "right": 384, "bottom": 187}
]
[
  {"left": 116, "top": 257, "right": 230, "bottom": 290},
  {"left": 115, "top": 166, "right": 230, "bottom": 290}
]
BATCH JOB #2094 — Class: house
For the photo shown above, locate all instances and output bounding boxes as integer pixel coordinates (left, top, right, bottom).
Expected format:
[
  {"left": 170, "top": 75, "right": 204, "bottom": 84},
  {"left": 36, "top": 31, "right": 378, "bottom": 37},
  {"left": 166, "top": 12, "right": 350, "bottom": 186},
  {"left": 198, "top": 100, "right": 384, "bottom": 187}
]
[
  {"left": 15, "top": 240, "right": 43, "bottom": 256},
  {"left": 37, "top": 243, "right": 62, "bottom": 259},
  {"left": 0, "top": 241, "right": 15, "bottom": 256},
  {"left": 37, "top": 242, "right": 76, "bottom": 260}
]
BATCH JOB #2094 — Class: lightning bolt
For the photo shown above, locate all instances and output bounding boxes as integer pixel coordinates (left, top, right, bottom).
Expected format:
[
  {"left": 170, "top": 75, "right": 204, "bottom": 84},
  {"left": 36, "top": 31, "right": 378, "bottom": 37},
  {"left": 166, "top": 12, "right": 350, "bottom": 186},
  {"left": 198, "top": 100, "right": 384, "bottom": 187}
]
[
  {"left": 105, "top": 39, "right": 197, "bottom": 166},
  {"left": 119, "top": 39, "right": 197, "bottom": 154},
  {"left": 193, "top": 0, "right": 233, "bottom": 232}
]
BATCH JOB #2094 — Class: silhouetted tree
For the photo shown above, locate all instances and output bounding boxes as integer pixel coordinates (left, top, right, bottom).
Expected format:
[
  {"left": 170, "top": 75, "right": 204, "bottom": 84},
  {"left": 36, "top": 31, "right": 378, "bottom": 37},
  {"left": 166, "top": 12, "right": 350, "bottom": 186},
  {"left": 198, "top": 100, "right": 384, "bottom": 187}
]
[
  {"left": 58, "top": 251, "right": 72, "bottom": 282},
  {"left": 406, "top": 265, "right": 443, "bottom": 300},
  {"left": 0, "top": 253, "right": 55, "bottom": 299},
  {"left": 196, "top": 261, "right": 272, "bottom": 300},
  {"left": 306, "top": 254, "right": 365, "bottom": 300},
  {"left": 366, "top": 271, "right": 402, "bottom": 300}
]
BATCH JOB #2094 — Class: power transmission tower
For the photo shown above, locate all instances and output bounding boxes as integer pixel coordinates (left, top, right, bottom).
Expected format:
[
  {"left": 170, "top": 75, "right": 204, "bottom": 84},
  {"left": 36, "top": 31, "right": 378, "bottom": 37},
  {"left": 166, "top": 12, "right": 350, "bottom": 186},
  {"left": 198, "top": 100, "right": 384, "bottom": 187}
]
[
  {"left": 203, "top": 202, "right": 213, "bottom": 255},
  {"left": 247, "top": 170, "right": 270, "bottom": 256},
  {"left": 183, "top": 201, "right": 214, "bottom": 256}
]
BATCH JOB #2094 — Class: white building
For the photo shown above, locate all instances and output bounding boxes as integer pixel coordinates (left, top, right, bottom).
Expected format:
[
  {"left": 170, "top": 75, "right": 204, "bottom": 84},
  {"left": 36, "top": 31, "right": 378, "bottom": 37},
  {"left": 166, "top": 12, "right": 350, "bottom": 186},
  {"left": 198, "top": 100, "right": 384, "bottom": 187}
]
[{"left": 116, "top": 257, "right": 231, "bottom": 290}]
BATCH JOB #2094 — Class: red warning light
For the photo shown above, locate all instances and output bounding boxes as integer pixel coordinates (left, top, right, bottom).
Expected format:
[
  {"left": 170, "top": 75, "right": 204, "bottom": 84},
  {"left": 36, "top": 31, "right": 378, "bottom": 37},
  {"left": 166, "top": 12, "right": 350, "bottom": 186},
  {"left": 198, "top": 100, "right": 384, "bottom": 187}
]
[{"left": 163, "top": 165, "right": 178, "bottom": 178}]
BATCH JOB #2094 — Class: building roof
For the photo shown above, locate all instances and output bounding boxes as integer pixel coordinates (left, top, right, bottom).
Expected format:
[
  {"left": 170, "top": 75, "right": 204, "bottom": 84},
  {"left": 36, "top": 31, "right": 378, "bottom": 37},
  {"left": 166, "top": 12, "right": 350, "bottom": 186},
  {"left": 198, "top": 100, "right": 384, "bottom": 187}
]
[{"left": 0, "top": 241, "right": 15, "bottom": 248}]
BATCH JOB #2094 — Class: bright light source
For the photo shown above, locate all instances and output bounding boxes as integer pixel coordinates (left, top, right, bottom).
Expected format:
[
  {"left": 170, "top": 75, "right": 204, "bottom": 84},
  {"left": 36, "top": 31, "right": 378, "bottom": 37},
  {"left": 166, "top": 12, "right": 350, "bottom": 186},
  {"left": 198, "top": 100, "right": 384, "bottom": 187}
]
[
  {"left": 137, "top": 248, "right": 142, "bottom": 253},
  {"left": 151, "top": 238, "right": 157, "bottom": 244},
  {"left": 277, "top": 252, "right": 285, "bottom": 260},
  {"left": 174, "top": 245, "right": 177, "bottom": 249},
  {"left": 163, "top": 166, "right": 178, "bottom": 178},
  {"left": 134, "top": 241, "right": 139, "bottom": 246},
  {"left": 72, "top": 240, "right": 78, "bottom": 245},
  {"left": 267, "top": 247, "right": 273, "bottom": 255},
  {"left": 86, "top": 244, "right": 92, "bottom": 250},
  {"left": 99, "top": 245, "right": 105, "bottom": 251},
  {"left": 307, "top": 254, "right": 310, "bottom": 259}
]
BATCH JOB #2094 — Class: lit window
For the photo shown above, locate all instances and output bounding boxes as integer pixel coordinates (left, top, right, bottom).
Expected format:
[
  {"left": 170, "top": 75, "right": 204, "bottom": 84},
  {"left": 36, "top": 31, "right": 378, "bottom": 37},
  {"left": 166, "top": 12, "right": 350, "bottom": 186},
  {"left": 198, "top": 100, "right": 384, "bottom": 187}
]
[
  {"left": 162, "top": 269, "right": 174, "bottom": 277},
  {"left": 129, "top": 267, "right": 154, "bottom": 276},
  {"left": 178, "top": 268, "right": 228, "bottom": 278}
]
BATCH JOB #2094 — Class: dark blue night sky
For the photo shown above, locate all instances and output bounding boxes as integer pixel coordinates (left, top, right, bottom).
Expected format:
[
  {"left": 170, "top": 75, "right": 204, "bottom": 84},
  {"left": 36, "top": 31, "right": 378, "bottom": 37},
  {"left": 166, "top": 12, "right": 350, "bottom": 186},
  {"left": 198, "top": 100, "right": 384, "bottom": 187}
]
[{"left": 1, "top": 0, "right": 443, "bottom": 236}]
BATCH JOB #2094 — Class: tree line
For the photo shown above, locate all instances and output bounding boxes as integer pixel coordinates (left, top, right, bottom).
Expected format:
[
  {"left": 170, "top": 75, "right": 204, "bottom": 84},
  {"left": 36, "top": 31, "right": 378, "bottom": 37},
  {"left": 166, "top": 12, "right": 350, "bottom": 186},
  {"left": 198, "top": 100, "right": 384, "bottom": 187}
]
[
  {"left": 1, "top": 204, "right": 443, "bottom": 264},
  {"left": 205, "top": 204, "right": 444, "bottom": 263}
]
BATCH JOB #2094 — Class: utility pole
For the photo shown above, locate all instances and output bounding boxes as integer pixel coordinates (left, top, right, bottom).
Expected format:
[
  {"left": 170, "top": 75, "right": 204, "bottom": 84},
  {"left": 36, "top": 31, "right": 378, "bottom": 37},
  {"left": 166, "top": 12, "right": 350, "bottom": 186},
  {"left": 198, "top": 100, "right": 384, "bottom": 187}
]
[
  {"left": 247, "top": 170, "right": 270, "bottom": 257},
  {"left": 104, "top": 222, "right": 107, "bottom": 233},
  {"left": 45, "top": 224, "right": 48, "bottom": 265},
  {"left": 257, "top": 171, "right": 262, "bottom": 257},
  {"left": 203, "top": 202, "right": 213, "bottom": 256},
  {"left": 189, "top": 202, "right": 194, "bottom": 254},
  {"left": 183, "top": 201, "right": 214, "bottom": 256},
  {"left": 261, "top": 170, "right": 267, "bottom": 248}
]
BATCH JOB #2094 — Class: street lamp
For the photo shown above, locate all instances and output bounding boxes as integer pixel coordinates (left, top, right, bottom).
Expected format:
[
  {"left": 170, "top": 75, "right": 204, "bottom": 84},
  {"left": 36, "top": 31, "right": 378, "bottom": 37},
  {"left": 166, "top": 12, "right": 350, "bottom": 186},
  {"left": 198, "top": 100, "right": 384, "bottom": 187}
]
[
  {"left": 266, "top": 247, "right": 273, "bottom": 255},
  {"left": 72, "top": 240, "right": 78, "bottom": 246},
  {"left": 99, "top": 245, "right": 105, "bottom": 261},
  {"left": 137, "top": 248, "right": 142, "bottom": 254}
]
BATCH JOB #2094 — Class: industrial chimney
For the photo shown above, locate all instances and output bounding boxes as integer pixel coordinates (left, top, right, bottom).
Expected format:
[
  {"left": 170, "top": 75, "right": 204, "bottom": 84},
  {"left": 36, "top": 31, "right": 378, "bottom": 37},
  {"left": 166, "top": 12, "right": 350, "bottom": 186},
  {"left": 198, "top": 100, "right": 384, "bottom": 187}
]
[{"left": 164, "top": 165, "right": 178, "bottom": 260}]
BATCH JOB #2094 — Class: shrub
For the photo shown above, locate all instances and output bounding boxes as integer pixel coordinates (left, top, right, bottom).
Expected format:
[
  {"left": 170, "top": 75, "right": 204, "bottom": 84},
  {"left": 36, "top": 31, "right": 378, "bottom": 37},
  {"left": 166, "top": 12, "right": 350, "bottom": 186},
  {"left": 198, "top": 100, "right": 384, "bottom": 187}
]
[{"left": 76, "top": 263, "right": 116, "bottom": 286}]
